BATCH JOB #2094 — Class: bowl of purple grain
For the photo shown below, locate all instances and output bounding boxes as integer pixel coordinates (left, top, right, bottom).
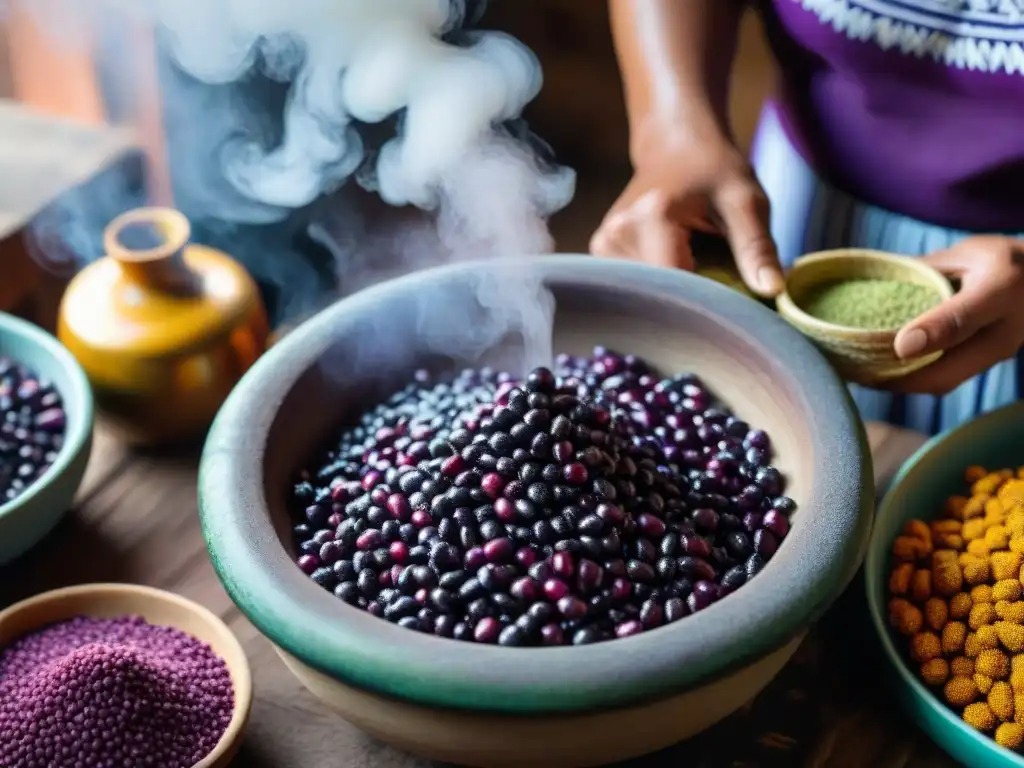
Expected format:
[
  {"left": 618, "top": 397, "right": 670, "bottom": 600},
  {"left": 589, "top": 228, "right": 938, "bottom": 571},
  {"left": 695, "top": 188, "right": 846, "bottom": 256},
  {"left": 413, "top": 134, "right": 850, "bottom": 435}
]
[
  {"left": 199, "top": 255, "right": 873, "bottom": 767},
  {"left": 0, "top": 312, "right": 94, "bottom": 565},
  {"left": 0, "top": 583, "right": 253, "bottom": 768}
]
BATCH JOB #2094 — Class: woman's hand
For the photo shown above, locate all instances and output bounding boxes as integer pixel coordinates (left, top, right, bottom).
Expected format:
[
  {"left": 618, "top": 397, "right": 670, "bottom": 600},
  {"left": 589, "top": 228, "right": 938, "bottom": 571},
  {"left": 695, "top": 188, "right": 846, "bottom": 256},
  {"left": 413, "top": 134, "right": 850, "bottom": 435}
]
[
  {"left": 589, "top": 121, "right": 784, "bottom": 298},
  {"left": 891, "top": 235, "right": 1024, "bottom": 394}
]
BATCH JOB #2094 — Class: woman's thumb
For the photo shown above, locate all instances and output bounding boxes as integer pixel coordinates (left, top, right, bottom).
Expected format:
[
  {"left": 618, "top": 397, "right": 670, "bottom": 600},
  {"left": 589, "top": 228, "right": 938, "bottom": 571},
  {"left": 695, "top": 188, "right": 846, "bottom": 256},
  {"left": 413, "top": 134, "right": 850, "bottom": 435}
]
[{"left": 713, "top": 182, "right": 782, "bottom": 297}]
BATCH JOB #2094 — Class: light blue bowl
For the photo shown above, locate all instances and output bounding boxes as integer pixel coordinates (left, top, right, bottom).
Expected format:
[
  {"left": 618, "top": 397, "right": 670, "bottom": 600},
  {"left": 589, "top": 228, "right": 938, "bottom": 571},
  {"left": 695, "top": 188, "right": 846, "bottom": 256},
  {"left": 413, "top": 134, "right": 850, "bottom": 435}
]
[
  {"left": 866, "top": 402, "right": 1024, "bottom": 767},
  {"left": 0, "top": 313, "right": 94, "bottom": 565}
]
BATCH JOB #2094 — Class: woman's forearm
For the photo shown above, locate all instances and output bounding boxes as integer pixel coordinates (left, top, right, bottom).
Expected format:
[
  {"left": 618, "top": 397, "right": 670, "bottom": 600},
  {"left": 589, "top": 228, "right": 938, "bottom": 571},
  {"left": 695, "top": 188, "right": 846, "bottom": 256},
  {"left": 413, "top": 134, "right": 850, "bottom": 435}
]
[{"left": 609, "top": 0, "right": 746, "bottom": 160}]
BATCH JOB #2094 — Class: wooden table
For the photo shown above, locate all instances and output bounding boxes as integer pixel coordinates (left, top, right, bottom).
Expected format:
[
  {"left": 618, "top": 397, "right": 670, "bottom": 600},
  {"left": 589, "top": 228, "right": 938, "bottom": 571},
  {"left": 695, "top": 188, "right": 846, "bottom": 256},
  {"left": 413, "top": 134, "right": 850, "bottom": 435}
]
[{"left": 0, "top": 420, "right": 956, "bottom": 768}]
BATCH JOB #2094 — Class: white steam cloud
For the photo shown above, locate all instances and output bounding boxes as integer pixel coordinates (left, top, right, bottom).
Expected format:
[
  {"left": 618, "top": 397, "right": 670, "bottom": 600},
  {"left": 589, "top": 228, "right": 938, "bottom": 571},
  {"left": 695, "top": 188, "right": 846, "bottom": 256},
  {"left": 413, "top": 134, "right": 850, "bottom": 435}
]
[{"left": 13, "top": 0, "right": 575, "bottom": 368}]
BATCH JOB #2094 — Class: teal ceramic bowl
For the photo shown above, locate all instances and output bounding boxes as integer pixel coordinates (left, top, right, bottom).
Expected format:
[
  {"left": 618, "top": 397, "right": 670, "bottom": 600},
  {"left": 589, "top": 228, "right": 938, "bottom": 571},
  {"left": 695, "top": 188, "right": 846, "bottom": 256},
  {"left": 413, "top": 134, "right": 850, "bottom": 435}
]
[
  {"left": 0, "top": 312, "right": 94, "bottom": 565},
  {"left": 200, "top": 256, "right": 872, "bottom": 766},
  {"left": 866, "top": 401, "right": 1024, "bottom": 768}
]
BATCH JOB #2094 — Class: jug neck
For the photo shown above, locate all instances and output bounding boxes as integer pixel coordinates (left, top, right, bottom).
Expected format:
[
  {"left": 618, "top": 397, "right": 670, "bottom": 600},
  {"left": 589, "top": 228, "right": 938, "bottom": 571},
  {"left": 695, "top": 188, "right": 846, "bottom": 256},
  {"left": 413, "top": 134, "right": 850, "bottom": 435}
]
[{"left": 103, "top": 207, "right": 199, "bottom": 295}]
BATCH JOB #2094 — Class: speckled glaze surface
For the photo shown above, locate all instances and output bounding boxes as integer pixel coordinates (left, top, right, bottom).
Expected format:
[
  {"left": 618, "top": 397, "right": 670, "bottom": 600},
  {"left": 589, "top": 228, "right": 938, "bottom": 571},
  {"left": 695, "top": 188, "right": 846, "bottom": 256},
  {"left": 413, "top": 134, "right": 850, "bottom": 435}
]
[
  {"left": 199, "top": 256, "right": 873, "bottom": 717},
  {"left": 0, "top": 312, "right": 93, "bottom": 565},
  {"left": 0, "top": 583, "right": 253, "bottom": 768},
  {"left": 867, "top": 402, "right": 1024, "bottom": 768}
]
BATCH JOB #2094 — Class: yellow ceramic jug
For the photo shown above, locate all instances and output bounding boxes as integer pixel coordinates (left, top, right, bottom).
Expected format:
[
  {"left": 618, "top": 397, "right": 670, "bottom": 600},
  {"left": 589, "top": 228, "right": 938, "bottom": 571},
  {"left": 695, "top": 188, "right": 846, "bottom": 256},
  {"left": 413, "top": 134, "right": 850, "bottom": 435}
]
[{"left": 58, "top": 207, "right": 269, "bottom": 445}]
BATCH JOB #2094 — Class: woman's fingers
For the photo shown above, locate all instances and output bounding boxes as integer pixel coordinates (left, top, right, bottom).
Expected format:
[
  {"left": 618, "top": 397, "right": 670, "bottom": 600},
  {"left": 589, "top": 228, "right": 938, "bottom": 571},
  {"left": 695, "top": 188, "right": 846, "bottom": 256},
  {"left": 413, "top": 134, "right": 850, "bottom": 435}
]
[
  {"left": 889, "top": 321, "right": 1020, "bottom": 395},
  {"left": 589, "top": 211, "right": 634, "bottom": 259},
  {"left": 712, "top": 181, "right": 782, "bottom": 297},
  {"left": 631, "top": 192, "right": 695, "bottom": 271},
  {"left": 591, "top": 192, "right": 695, "bottom": 270},
  {"left": 893, "top": 281, "right": 1010, "bottom": 359},
  {"left": 894, "top": 239, "right": 1019, "bottom": 359}
]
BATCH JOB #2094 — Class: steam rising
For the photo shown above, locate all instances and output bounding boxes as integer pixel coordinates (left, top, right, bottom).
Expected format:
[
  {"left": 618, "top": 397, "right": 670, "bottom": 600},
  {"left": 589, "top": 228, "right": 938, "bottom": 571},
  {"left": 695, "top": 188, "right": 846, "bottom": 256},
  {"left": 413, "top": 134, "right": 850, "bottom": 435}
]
[{"left": 15, "top": 0, "right": 576, "bottom": 368}]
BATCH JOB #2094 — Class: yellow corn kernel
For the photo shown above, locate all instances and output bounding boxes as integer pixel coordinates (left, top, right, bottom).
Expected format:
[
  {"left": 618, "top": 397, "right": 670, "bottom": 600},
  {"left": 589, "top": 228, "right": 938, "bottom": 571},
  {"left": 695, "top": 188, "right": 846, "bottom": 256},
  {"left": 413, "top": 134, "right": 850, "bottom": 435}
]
[
  {"left": 967, "top": 539, "right": 992, "bottom": 558},
  {"left": 1010, "top": 667, "right": 1024, "bottom": 693},
  {"left": 904, "top": 519, "right": 932, "bottom": 542},
  {"left": 910, "top": 632, "right": 942, "bottom": 663},
  {"left": 964, "top": 702, "right": 997, "bottom": 731},
  {"left": 960, "top": 555, "right": 991, "bottom": 585},
  {"left": 889, "top": 562, "right": 914, "bottom": 595},
  {"left": 976, "top": 474, "right": 1005, "bottom": 497},
  {"left": 996, "top": 722, "right": 1024, "bottom": 749},
  {"left": 994, "top": 580, "right": 1023, "bottom": 603},
  {"left": 991, "top": 551, "right": 1022, "bottom": 581},
  {"left": 990, "top": 681, "right": 1015, "bottom": 721},
  {"left": 945, "top": 676, "right": 978, "bottom": 707},
  {"left": 951, "top": 656, "right": 975, "bottom": 677},
  {"left": 999, "top": 480, "right": 1024, "bottom": 507},
  {"left": 950, "top": 593, "right": 973, "bottom": 619},
  {"left": 923, "top": 598, "right": 948, "bottom": 632},
  {"left": 996, "top": 622, "right": 1024, "bottom": 653},
  {"left": 933, "top": 519, "right": 962, "bottom": 534},
  {"left": 966, "top": 626, "right": 1000, "bottom": 657},
  {"left": 972, "top": 585, "right": 994, "bottom": 604},
  {"left": 911, "top": 570, "right": 933, "bottom": 603},
  {"left": 985, "top": 525, "right": 1010, "bottom": 550},
  {"left": 962, "top": 518, "right": 989, "bottom": 541},
  {"left": 977, "top": 649, "right": 1010, "bottom": 679},
  {"left": 920, "top": 658, "right": 949, "bottom": 687},
  {"left": 997, "top": 601, "right": 1024, "bottom": 624},
  {"left": 892, "top": 536, "right": 930, "bottom": 562},
  {"left": 986, "top": 497, "right": 1007, "bottom": 521},
  {"left": 976, "top": 673, "right": 995, "bottom": 695},
  {"left": 1007, "top": 510, "right": 1024, "bottom": 536},
  {"left": 888, "top": 598, "right": 924, "bottom": 636},
  {"left": 934, "top": 561, "right": 963, "bottom": 597},
  {"left": 970, "top": 603, "right": 998, "bottom": 631}
]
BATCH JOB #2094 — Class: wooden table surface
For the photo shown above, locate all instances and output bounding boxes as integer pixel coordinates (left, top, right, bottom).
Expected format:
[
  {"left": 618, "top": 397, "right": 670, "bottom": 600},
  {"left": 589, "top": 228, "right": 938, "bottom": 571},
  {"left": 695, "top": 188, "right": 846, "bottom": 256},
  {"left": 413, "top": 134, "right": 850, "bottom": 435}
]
[{"left": 0, "top": 420, "right": 958, "bottom": 768}]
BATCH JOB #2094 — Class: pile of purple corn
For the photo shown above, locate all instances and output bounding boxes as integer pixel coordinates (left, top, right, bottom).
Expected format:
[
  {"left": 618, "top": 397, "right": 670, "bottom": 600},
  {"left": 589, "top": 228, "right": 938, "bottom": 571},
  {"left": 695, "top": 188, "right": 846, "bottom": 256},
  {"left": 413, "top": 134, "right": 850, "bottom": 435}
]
[
  {"left": 0, "top": 356, "right": 65, "bottom": 505},
  {"left": 290, "top": 347, "right": 794, "bottom": 647},
  {"left": 0, "top": 615, "right": 234, "bottom": 768}
]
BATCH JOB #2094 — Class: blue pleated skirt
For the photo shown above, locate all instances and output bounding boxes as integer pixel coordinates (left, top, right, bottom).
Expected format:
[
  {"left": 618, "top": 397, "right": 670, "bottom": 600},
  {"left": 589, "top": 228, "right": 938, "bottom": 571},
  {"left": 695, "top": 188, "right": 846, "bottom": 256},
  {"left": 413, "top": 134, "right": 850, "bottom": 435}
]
[{"left": 751, "top": 105, "right": 1023, "bottom": 436}]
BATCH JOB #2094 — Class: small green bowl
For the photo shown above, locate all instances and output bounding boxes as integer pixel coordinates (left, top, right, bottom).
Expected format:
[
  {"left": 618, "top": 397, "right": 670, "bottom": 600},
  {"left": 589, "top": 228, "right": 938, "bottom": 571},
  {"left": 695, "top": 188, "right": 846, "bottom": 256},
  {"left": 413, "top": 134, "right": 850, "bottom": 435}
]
[
  {"left": 866, "top": 402, "right": 1024, "bottom": 767},
  {"left": 0, "top": 312, "right": 94, "bottom": 565}
]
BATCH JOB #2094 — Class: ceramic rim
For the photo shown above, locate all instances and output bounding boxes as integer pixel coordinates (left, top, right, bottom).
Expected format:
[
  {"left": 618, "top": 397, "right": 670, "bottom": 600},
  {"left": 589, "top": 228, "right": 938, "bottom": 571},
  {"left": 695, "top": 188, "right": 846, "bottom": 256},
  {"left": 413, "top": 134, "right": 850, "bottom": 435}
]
[
  {"left": 0, "top": 312, "right": 94, "bottom": 520},
  {"left": 199, "top": 256, "right": 872, "bottom": 714},
  {"left": 777, "top": 248, "right": 955, "bottom": 338}
]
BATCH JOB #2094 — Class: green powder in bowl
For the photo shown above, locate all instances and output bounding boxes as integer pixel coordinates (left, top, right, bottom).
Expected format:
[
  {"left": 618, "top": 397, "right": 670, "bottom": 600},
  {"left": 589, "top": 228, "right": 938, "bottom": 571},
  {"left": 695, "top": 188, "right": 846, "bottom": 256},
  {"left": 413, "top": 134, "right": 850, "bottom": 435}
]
[{"left": 799, "top": 279, "right": 941, "bottom": 330}]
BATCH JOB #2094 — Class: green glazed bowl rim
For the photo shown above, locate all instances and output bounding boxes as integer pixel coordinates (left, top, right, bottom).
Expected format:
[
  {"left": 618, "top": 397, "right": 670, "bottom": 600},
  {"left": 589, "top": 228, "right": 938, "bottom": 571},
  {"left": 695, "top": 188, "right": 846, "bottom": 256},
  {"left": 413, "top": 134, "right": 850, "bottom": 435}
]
[
  {"left": 866, "top": 401, "right": 1024, "bottom": 767},
  {"left": 199, "top": 255, "right": 872, "bottom": 714},
  {"left": 0, "top": 312, "right": 94, "bottom": 520}
]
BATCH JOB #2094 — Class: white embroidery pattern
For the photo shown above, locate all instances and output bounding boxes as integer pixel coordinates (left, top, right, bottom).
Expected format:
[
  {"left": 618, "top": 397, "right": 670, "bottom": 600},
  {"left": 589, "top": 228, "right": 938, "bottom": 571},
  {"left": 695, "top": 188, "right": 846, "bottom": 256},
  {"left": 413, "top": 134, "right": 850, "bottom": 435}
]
[{"left": 794, "top": 0, "right": 1024, "bottom": 74}]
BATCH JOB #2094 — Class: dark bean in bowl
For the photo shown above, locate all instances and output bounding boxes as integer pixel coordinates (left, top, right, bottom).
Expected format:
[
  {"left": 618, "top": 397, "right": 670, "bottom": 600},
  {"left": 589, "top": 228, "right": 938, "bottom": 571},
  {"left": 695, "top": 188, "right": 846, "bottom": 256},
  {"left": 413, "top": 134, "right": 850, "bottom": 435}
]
[{"left": 289, "top": 347, "right": 795, "bottom": 646}]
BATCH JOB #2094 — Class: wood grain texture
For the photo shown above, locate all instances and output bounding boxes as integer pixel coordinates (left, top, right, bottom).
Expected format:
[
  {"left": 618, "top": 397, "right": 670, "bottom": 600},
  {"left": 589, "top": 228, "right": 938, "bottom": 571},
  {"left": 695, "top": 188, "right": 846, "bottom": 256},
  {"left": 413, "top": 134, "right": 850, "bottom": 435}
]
[{"left": 0, "top": 419, "right": 956, "bottom": 767}]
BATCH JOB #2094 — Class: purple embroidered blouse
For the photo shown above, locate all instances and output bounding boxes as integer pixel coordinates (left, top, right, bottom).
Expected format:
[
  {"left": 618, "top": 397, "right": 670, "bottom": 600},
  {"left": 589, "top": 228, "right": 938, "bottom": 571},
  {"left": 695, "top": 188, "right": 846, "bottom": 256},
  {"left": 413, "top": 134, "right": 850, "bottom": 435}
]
[{"left": 758, "top": 0, "right": 1024, "bottom": 232}]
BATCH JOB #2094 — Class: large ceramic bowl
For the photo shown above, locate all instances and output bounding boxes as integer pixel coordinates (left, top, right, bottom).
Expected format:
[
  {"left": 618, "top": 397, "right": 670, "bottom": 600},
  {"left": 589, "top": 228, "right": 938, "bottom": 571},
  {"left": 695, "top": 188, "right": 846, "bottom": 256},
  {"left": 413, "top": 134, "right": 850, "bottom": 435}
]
[
  {"left": 199, "top": 256, "right": 872, "bottom": 767},
  {"left": 867, "top": 402, "right": 1024, "bottom": 768},
  {"left": 0, "top": 312, "right": 94, "bottom": 565}
]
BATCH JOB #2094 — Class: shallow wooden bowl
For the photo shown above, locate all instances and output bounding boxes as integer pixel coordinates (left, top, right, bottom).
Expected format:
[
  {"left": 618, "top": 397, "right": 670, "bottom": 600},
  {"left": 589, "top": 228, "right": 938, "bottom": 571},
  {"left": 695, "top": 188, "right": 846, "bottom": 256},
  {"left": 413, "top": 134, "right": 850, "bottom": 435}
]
[
  {"left": 776, "top": 249, "right": 954, "bottom": 387},
  {"left": 0, "top": 583, "right": 253, "bottom": 768},
  {"left": 199, "top": 255, "right": 873, "bottom": 767}
]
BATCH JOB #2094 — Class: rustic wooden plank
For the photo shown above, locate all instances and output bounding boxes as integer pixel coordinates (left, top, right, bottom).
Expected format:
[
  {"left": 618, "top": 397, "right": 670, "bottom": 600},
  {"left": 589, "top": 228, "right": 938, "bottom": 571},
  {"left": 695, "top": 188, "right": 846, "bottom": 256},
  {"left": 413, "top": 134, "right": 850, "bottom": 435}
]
[
  {"left": 0, "top": 99, "right": 137, "bottom": 239},
  {"left": 2, "top": 421, "right": 946, "bottom": 767}
]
